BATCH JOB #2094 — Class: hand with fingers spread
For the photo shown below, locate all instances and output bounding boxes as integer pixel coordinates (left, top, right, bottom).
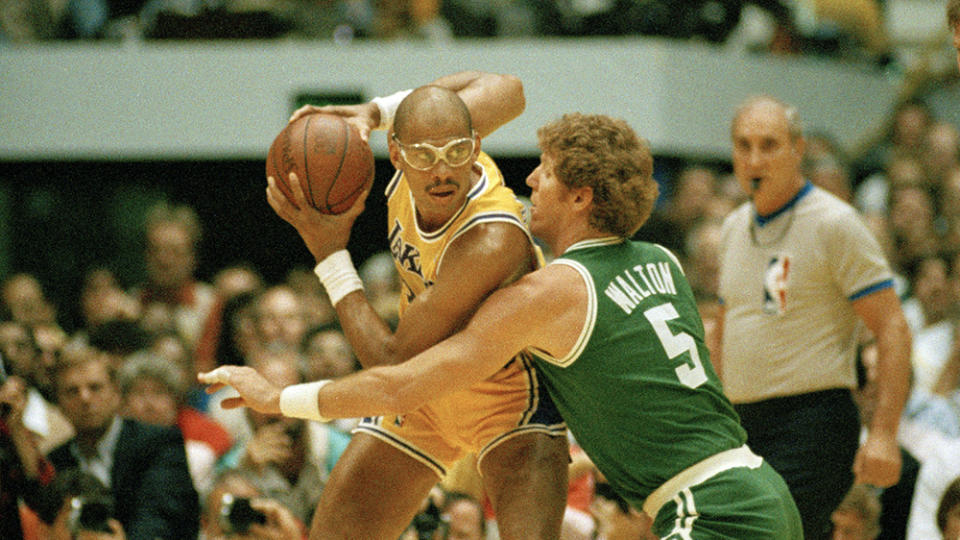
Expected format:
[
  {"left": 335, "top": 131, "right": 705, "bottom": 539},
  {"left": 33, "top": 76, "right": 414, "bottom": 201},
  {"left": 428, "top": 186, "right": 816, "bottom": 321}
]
[
  {"left": 288, "top": 102, "right": 379, "bottom": 143},
  {"left": 265, "top": 174, "right": 369, "bottom": 263},
  {"left": 198, "top": 366, "right": 282, "bottom": 416}
]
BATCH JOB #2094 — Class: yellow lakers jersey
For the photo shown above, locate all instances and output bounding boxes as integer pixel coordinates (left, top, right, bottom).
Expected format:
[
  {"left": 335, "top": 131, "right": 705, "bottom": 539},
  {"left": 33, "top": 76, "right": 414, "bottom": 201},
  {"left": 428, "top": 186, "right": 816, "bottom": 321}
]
[{"left": 384, "top": 151, "right": 537, "bottom": 315}]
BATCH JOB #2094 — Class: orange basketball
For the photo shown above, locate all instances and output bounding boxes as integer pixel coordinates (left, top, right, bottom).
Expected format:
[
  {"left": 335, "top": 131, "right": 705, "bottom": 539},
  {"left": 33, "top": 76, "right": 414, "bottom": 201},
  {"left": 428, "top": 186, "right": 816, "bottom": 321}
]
[{"left": 266, "top": 114, "right": 374, "bottom": 214}]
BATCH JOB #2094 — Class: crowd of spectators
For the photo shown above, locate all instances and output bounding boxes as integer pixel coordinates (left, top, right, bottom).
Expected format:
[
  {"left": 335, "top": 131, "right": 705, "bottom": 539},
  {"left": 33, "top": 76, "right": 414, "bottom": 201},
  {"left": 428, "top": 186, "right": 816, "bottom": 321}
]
[
  {"left": 4, "top": 90, "right": 960, "bottom": 537},
  {"left": 0, "top": 0, "right": 900, "bottom": 64},
  {"left": 0, "top": 200, "right": 380, "bottom": 539},
  {"left": 2, "top": 12, "right": 960, "bottom": 532}
]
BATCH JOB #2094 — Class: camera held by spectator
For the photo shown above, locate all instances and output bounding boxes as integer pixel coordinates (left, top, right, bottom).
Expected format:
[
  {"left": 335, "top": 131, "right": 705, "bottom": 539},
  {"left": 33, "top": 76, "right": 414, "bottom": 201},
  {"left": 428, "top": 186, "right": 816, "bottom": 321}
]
[
  {"left": 46, "top": 469, "right": 125, "bottom": 540},
  {"left": 219, "top": 493, "right": 267, "bottom": 535},
  {"left": 67, "top": 493, "right": 116, "bottom": 535},
  {"left": 201, "top": 471, "right": 305, "bottom": 540}
]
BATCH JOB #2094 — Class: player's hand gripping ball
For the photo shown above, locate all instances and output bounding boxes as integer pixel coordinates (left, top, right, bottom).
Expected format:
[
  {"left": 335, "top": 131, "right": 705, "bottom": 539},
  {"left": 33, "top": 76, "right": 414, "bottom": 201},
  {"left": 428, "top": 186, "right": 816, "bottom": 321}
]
[{"left": 266, "top": 114, "right": 374, "bottom": 214}]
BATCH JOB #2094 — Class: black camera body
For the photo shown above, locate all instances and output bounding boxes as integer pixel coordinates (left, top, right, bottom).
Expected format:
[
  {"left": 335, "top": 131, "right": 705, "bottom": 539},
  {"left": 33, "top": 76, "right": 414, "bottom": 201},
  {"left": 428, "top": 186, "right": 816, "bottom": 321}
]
[
  {"left": 67, "top": 495, "right": 115, "bottom": 534},
  {"left": 219, "top": 493, "right": 267, "bottom": 534}
]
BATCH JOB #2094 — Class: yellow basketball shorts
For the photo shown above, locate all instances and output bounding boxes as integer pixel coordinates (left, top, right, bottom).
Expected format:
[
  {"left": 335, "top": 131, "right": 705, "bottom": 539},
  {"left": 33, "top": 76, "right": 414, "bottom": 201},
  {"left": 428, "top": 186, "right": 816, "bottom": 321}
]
[{"left": 354, "top": 353, "right": 567, "bottom": 477}]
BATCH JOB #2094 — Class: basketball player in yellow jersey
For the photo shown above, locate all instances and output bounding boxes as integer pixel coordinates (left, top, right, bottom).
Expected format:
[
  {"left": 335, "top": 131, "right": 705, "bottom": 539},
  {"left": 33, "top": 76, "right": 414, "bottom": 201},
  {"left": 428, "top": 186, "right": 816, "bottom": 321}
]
[{"left": 262, "top": 72, "right": 570, "bottom": 540}]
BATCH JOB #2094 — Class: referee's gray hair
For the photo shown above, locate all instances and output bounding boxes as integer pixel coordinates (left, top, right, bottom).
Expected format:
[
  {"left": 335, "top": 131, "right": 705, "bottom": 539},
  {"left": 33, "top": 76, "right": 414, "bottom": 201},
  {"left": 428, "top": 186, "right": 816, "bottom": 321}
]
[
  {"left": 731, "top": 95, "right": 804, "bottom": 141},
  {"left": 117, "top": 350, "right": 188, "bottom": 401}
]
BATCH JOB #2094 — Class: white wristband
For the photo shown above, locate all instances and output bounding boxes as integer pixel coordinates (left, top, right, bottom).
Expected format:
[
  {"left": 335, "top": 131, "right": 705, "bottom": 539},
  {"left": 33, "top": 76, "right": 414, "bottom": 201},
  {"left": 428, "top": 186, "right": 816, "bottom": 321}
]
[
  {"left": 370, "top": 89, "right": 412, "bottom": 130},
  {"left": 280, "top": 380, "right": 332, "bottom": 422},
  {"left": 314, "top": 249, "right": 363, "bottom": 306}
]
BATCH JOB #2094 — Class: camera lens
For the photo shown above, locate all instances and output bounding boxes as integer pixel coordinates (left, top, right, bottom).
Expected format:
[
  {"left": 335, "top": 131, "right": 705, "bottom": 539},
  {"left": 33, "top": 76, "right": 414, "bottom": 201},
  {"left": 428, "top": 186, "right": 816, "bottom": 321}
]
[
  {"left": 220, "top": 494, "right": 267, "bottom": 534},
  {"left": 68, "top": 496, "right": 114, "bottom": 534}
]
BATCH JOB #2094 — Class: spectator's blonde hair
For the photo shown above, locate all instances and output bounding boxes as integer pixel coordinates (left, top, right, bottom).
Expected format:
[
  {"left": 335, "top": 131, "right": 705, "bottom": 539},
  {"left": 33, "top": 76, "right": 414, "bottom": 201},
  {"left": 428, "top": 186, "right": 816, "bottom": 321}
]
[{"left": 536, "top": 113, "right": 658, "bottom": 237}]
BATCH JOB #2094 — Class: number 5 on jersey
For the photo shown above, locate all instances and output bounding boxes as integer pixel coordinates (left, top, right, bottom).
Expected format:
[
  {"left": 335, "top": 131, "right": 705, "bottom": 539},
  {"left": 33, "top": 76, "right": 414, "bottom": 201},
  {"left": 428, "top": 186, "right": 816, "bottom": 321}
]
[{"left": 644, "top": 303, "right": 708, "bottom": 389}]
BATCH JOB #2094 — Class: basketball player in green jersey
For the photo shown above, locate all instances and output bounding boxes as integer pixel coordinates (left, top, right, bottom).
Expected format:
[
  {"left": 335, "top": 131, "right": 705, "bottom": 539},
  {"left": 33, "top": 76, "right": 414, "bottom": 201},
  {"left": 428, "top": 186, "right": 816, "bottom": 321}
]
[{"left": 201, "top": 113, "right": 803, "bottom": 539}]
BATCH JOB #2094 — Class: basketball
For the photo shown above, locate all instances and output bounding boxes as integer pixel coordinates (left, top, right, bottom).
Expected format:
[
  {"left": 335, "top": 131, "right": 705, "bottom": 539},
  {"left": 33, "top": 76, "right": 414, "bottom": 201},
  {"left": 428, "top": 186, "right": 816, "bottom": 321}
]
[{"left": 266, "top": 114, "right": 375, "bottom": 214}]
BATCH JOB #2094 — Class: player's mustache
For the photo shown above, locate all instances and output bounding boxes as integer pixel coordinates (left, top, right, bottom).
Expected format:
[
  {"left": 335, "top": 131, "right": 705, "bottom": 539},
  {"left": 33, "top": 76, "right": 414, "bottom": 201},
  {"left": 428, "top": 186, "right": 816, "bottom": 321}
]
[{"left": 427, "top": 179, "right": 459, "bottom": 190}]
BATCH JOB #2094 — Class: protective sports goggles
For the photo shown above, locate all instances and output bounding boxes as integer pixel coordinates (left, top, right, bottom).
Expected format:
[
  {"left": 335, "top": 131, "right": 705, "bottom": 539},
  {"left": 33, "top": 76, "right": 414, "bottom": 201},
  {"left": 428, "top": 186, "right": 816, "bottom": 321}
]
[{"left": 392, "top": 132, "right": 476, "bottom": 171}]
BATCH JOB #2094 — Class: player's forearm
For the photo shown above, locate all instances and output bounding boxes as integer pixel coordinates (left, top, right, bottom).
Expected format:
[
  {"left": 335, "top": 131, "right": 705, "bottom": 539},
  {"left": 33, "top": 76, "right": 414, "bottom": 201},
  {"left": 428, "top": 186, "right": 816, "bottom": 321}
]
[
  {"left": 429, "top": 70, "right": 491, "bottom": 91},
  {"left": 318, "top": 335, "right": 490, "bottom": 418},
  {"left": 318, "top": 366, "right": 423, "bottom": 418},
  {"left": 334, "top": 292, "right": 406, "bottom": 368},
  {"left": 319, "top": 372, "right": 403, "bottom": 418}
]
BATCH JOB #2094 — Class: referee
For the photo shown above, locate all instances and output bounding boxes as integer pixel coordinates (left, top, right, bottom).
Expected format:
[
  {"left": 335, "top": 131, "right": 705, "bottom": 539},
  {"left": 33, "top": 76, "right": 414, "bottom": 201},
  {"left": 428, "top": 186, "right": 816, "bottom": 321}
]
[{"left": 712, "top": 95, "right": 912, "bottom": 540}]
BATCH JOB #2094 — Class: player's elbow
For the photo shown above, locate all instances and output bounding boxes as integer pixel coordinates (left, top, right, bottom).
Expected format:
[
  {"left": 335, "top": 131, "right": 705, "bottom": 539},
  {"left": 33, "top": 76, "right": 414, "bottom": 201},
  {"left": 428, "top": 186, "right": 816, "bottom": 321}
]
[
  {"left": 497, "top": 74, "right": 526, "bottom": 117},
  {"left": 355, "top": 338, "right": 405, "bottom": 368},
  {"left": 379, "top": 338, "right": 408, "bottom": 367}
]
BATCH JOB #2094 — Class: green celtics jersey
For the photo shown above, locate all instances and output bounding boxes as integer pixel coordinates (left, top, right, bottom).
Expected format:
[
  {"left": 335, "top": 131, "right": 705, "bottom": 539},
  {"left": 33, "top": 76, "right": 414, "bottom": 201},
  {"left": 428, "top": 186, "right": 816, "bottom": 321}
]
[{"left": 531, "top": 237, "right": 746, "bottom": 508}]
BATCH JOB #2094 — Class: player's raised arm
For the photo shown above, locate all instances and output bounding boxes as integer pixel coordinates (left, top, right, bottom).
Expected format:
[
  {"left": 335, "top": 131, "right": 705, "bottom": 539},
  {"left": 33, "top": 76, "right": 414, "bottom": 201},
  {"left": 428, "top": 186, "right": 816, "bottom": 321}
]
[
  {"left": 425, "top": 71, "right": 525, "bottom": 138},
  {"left": 288, "top": 71, "right": 524, "bottom": 142}
]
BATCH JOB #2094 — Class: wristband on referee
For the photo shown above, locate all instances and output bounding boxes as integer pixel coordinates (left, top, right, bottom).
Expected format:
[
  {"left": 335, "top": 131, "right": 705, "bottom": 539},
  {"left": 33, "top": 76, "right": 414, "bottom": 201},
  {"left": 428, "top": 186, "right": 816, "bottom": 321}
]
[
  {"left": 370, "top": 89, "right": 412, "bottom": 130},
  {"left": 279, "top": 380, "right": 332, "bottom": 422},
  {"left": 314, "top": 249, "right": 363, "bottom": 306}
]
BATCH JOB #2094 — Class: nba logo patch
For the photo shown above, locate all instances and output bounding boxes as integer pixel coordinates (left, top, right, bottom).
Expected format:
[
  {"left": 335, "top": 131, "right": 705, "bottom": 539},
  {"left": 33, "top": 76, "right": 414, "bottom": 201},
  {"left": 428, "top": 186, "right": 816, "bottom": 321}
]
[{"left": 763, "top": 256, "right": 790, "bottom": 315}]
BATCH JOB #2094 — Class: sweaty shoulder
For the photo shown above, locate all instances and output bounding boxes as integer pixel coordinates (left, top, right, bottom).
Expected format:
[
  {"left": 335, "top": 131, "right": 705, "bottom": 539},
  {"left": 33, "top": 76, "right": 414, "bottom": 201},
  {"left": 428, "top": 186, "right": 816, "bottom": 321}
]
[
  {"left": 509, "top": 262, "right": 589, "bottom": 358},
  {"left": 528, "top": 261, "right": 588, "bottom": 297},
  {"left": 439, "top": 220, "right": 537, "bottom": 287}
]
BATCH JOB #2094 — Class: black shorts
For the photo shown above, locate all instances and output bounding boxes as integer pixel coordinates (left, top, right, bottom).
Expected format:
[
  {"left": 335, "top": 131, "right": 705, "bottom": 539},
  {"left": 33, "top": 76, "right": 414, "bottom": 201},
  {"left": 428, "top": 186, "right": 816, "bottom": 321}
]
[{"left": 735, "top": 388, "right": 860, "bottom": 540}]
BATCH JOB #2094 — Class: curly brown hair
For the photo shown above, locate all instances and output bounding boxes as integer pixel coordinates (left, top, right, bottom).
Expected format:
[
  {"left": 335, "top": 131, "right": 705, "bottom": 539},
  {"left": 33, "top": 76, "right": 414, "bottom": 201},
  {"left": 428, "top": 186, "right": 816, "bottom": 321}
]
[{"left": 536, "top": 113, "right": 658, "bottom": 237}]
